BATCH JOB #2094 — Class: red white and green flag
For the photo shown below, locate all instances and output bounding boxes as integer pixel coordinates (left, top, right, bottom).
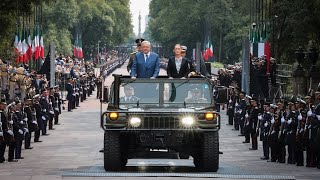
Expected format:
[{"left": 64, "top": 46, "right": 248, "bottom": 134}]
[{"left": 14, "top": 31, "right": 22, "bottom": 63}]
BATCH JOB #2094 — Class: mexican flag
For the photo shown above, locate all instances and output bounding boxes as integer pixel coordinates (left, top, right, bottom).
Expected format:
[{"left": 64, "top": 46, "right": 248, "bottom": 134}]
[
  {"left": 14, "top": 31, "right": 22, "bottom": 63},
  {"left": 73, "top": 35, "right": 78, "bottom": 58},
  {"left": 202, "top": 36, "right": 214, "bottom": 61},
  {"left": 39, "top": 29, "right": 44, "bottom": 58},
  {"left": 34, "top": 25, "right": 40, "bottom": 61},
  {"left": 21, "top": 27, "right": 28, "bottom": 63},
  {"left": 27, "top": 29, "right": 33, "bottom": 62},
  {"left": 250, "top": 42, "right": 271, "bottom": 73}
]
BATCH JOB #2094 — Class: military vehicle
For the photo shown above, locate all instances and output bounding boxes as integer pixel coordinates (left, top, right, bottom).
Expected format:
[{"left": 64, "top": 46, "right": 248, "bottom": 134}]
[{"left": 100, "top": 75, "right": 227, "bottom": 172}]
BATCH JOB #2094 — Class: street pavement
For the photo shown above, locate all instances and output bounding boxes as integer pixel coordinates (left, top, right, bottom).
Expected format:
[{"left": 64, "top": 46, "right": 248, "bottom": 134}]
[{"left": 0, "top": 61, "right": 320, "bottom": 180}]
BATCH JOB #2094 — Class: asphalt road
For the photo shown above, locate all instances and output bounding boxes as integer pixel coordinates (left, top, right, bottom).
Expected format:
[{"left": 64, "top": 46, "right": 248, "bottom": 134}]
[{"left": 0, "top": 61, "right": 319, "bottom": 180}]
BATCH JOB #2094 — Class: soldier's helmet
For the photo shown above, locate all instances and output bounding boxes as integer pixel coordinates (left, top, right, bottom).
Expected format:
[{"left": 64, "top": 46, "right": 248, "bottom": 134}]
[{"left": 135, "top": 38, "right": 145, "bottom": 46}]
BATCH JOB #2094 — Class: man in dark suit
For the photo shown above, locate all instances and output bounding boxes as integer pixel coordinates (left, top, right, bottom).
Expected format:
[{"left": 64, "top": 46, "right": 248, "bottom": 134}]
[
  {"left": 130, "top": 41, "right": 160, "bottom": 79},
  {"left": 31, "top": 74, "right": 45, "bottom": 94},
  {"left": 167, "top": 44, "right": 195, "bottom": 78}
]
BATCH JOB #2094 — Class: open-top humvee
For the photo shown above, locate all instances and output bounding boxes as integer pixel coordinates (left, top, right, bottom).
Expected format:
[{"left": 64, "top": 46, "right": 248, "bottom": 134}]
[{"left": 101, "top": 75, "right": 227, "bottom": 172}]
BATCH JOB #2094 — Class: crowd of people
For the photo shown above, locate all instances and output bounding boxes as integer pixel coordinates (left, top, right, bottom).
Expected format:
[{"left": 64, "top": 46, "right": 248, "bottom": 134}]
[
  {"left": 225, "top": 85, "right": 320, "bottom": 169},
  {"left": 0, "top": 55, "right": 101, "bottom": 163},
  {"left": 217, "top": 56, "right": 277, "bottom": 99}
]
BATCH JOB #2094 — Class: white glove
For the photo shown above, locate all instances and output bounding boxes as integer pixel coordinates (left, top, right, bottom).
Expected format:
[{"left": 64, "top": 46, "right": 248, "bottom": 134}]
[
  {"left": 32, "top": 121, "right": 38, "bottom": 124},
  {"left": 235, "top": 102, "right": 239, "bottom": 106},
  {"left": 7, "top": 130, "right": 13, "bottom": 136},
  {"left": 258, "top": 115, "right": 263, "bottom": 120},
  {"left": 50, "top": 111, "right": 54, "bottom": 115},
  {"left": 229, "top": 99, "right": 232, "bottom": 103},
  {"left": 131, "top": 76, "right": 136, "bottom": 79},
  {"left": 288, "top": 119, "right": 292, "bottom": 124},
  {"left": 24, "top": 128, "right": 29, "bottom": 133},
  {"left": 281, "top": 117, "right": 285, "bottom": 123},
  {"left": 42, "top": 116, "right": 46, "bottom": 120},
  {"left": 271, "top": 118, "right": 275, "bottom": 124},
  {"left": 55, "top": 108, "right": 59, "bottom": 111},
  {"left": 0, "top": 132, "right": 3, "bottom": 137},
  {"left": 43, "top": 109, "right": 46, "bottom": 112},
  {"left": 264, "top": 122, "right": 268, "bottom": 127},
  {"left": 150, "top": 77, "right": 156, "bottom": 79},
  {"left": 49, "top": 102, "right": 52, "bottom": 105},
  {"left": 0, "top": 122, "right": 2, "bottom": 126},
  {"left": 307, "top": 110, "right": 312, "bottom": 117},
  {"left": 239, "top": 110, "right": 242, "bottom": 114},
  {"left": 18, "top": 129, "right": 23, "bottom": 134},
  {"left": 23, "top": 118, "right": 28, "bottom": 121},
  {"left": 299, "top": 128, "right": 304, "bottom": 133},
  {"left": 298, "top": 114, "right": 302, "bottom": 121},
  {"left": 317, "top": 115, "right": 320, "bottom": 121},
  {"left": 9, "top": 120, "right": 13, "bottom": 124},
  {"left": 20, "top": 121, "right": 24, "bottom": 124},
  {"left": 32, "top": 112, "right": 36, "bottom": 115},
  {"left": 245, "top": 114, "right": 249, "bottom": 118}
]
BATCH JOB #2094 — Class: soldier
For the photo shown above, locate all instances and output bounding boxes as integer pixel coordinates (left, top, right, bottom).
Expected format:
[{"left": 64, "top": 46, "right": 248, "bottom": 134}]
[
  {"left": 305, "top": 95, "right": 316, "bottom": 167},
  {"left": 243, "top": 95, "right": 252, "bottom": 143},
  {"left": 227, "top": 87, "right": 236, "bottom": 126},
  {"left": 277, "top": 100, "right": 287, "bottom": 163},
  {"left": 120, "top": 85, "right": 139, "bottom": 103},
  {"left": 66, "top": 78, "right": 74, "bottom": 112},
  {"left": 12, "top": 100, "right": 25, "bottom": 159},
  {"left": 259, "top": 102, "right": 271, "bottom": 160},
  {"left": 0, "top": 99, "right": 18, "bottom": 162},
  {"left": 268, "top": 104, "right": 280, "bottom": 162},
  {"left": 237, "top": 91, "right": 247, "bottom": 136},
  {"left": 184, "top": 86, "right": 208, "bottom": 103},
  {"left": 48, "top": 87, "right": 56, "bottom": 130},
  {"left": 248, "top": 97, "right": 259, "bottom": 150},
  {"left": 95, "top": 76, "right": 103, "bottom": 99},
  {"left": 53, "top": 85, "right": 61, "bottom": 125},
  {"left": 40, "top": 89, "right": 50, "bottom": 136},
  {"left": 295, "top": 98, "right": 307, "bottom": 166},
  {"left": 24, "top": 96, "right": 34, "bottom": 149},
  {"left": 286, "top": 99, "right": 298, "bottom": 164},
  {"left": 127, "top": 38, "right": 144, "bottom": 73},
  {"left": 33, "top": 94, "right": 42, "bottom": 142},
  {"left": 313, "top": 90, "right": 320, "bottom": 169}
]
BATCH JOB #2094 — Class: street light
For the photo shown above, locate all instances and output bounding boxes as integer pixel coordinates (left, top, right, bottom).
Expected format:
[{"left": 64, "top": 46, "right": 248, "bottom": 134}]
[
  {"left": 308, "top": 47, "right": 319, "bottom": 72},
  {"left": 295, "top": 46, "right": 305, "bottom": 71}
]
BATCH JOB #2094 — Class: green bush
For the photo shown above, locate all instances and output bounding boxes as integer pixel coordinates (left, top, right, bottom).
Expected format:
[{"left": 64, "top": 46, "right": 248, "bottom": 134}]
[{"left": 211, "top": 62, "right": 224, "bottom": 69}]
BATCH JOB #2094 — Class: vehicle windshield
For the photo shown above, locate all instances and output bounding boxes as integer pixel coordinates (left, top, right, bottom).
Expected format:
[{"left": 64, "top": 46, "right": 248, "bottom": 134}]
[
  {"left": 118, "top": 80, "right": 212, "bottom": 108},
  {"left": 163, "top": 82, "right": 211, "bottom": 107}
]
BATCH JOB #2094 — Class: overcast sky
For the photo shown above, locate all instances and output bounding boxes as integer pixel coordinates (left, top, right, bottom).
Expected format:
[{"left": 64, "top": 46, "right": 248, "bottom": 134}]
[{"left": 130, "top": 0, "right": 150, "bottom": 36}]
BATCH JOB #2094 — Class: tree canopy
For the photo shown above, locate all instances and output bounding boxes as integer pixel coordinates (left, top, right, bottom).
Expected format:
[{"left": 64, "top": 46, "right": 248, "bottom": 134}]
[
  {"left": 148, "top": 0, "right": 320, "bottom": 64},
  {"left": 0, "top": 0, "right": 132, "bottom": 60}
]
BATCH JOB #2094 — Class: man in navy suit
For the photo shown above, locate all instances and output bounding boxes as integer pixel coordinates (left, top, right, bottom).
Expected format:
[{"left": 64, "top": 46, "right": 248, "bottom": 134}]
[{"left": 130, "top": 41, "right": 160, "bottom": 79}]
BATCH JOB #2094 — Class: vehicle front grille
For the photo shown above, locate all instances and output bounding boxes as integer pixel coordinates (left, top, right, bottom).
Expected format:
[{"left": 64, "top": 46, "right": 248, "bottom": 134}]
[{"left": 141, "top": 116, "right": 180, "bottom": 129}]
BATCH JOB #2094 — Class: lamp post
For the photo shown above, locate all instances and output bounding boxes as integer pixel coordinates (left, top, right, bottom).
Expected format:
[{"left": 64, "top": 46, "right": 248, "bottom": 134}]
[
  {"left": 308, "top": 47, "right": 319, "bottom": 72},
  {"left": 295, "top": 46, "right": 305, "bottom": 71}
]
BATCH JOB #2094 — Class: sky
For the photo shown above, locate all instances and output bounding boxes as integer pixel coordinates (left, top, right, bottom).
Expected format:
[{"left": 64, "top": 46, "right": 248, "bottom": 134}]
[{"left": 130, "top": 0, "right": 150, "bottom": 36}]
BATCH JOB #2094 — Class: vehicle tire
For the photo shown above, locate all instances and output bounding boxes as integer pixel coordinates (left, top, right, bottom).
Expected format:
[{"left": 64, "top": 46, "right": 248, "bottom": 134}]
[
  {"left": 179, "top": 153, "right": 190, "bottom": 159},
  {"left": 104, "top": 131, "right": 124, "bottom": 171},
  {"left": 194, "top": 131, "right": 219, "bottom": 172}
]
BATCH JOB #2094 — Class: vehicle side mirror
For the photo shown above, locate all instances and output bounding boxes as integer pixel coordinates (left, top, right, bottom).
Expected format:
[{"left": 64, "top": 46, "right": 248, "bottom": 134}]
[
  {"left": 214, "top": 86, "right": 228, "bottom": 104},
  {"left": 103, "top": 86, "right": 109, "bottom": 103}
]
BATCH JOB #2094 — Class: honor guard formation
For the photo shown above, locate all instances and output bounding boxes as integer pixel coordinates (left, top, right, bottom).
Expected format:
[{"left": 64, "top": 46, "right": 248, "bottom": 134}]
[
  {"left": 0, "top": 53, "right": 119, "bottom": 163},
  {"left": 217, "top": 57, "right": 320, "bottom": 169}
]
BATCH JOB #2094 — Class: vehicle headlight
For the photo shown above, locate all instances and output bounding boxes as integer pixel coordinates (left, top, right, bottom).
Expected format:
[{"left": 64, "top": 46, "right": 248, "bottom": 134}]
[
  {"left": 129, "top": 117, "right": 141, "bottom": 127},
  {"left": 181, "top": 116, "right": 195, "bottom": 127},
  {"left": 109, "top": 112, "right": 118, "bottom": 121}
]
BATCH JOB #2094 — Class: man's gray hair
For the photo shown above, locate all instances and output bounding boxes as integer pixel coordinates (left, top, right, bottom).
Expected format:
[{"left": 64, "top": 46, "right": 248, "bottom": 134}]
[{"left": 141, "top": 41, "right": 151, "bottom": 46}]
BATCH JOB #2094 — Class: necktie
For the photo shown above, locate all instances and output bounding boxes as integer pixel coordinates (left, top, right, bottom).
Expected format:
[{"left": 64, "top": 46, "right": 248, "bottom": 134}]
[{"left": 145, "top": 54, "right": 149, "bottom": 65}]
